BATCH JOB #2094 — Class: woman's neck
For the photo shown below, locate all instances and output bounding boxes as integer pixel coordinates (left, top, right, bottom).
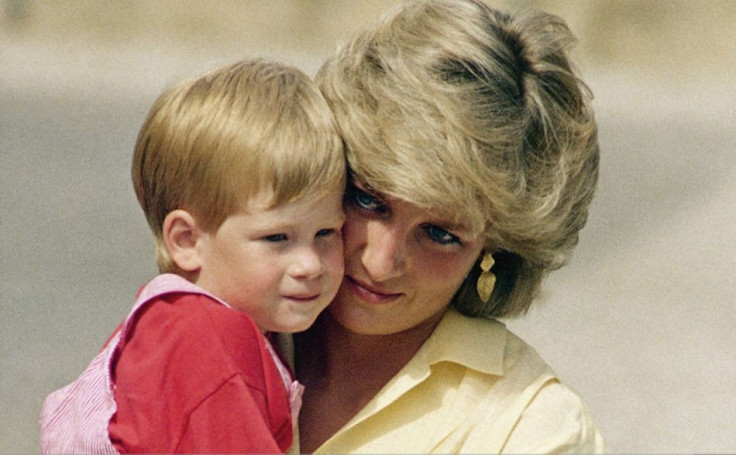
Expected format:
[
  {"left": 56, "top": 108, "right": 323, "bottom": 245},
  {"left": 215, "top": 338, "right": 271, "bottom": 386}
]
[
  {"left": 298, "top": 310, "right": 441, "bottom": 385},
  {"left": 294, "top": 310, "right": 444, "bottom": 453}
]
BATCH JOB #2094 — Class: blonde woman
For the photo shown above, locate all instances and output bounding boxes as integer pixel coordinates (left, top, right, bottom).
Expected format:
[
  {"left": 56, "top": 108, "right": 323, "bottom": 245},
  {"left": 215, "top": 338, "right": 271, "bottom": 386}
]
[{"left": 292, "top": 0, "right": 605, "bottom": 452}]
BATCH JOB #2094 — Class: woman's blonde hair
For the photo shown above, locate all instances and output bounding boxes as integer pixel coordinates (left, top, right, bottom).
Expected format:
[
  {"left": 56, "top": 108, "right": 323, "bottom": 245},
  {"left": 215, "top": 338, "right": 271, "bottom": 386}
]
[
  {"left": 316, "top": 0, "right": 598, "bottom": 318},
  {"left": 133, "top": 59, "right": 345, "bottom": 274}
]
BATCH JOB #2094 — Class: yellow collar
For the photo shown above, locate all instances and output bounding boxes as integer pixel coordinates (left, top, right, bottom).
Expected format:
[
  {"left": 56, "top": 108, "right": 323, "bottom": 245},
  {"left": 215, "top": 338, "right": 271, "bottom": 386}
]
[{"left": 413, "top": 308, "right": 507, "bottom": 377}]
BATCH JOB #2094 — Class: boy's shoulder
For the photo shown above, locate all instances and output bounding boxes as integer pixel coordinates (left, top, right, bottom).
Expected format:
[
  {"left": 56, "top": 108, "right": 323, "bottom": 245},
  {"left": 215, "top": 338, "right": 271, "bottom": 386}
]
[
  {"left": 128, "top": 274, "right": 263, "bottom": 345},
  {"left": 117, "top": 290, "right": 278, "bottom": 391},
  {"left": 127, "top": 290, "right": 264, "bottom": 355}
]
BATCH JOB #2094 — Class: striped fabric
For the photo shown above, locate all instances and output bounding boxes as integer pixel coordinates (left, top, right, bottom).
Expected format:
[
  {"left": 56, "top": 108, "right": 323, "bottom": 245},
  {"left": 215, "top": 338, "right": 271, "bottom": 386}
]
[
  {"left": 39, "top": 274, "right": 302, "bottom": 453},
  {"left": 40, "top": 330, "right": 120, "bottom": 454},
  {"left": 264, "top": 338, "right": 304, "bottom": 429}
]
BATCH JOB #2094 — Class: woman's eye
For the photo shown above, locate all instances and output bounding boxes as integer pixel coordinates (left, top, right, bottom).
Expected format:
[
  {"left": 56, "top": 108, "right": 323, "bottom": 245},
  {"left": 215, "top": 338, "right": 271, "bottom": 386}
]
[
  {"left": 263, "top": 233, "right": 288, "bottom": 242},
  {"left": 348, "top": 186, "right": 384, "bottom": 213},
  {"left": 424, "top": 225, "right": 461, "bottom": 245}
]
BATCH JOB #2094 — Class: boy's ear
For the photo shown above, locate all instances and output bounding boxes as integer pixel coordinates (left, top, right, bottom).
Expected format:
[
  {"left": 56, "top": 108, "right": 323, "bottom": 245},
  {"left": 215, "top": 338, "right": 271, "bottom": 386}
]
[{"left": 162, "top": 209, "right": 203, "bottom": 273}]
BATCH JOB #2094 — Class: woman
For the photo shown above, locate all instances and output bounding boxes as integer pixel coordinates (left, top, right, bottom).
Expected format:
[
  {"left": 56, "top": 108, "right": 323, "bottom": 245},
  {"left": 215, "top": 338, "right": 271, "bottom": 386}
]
[{"left": 292, "top": 0, "right": 604, "bottom": 452}]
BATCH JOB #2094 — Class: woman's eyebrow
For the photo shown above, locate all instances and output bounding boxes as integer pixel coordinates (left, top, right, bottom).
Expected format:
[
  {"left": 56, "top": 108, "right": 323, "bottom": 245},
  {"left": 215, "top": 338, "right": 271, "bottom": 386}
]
[
  {"left": 427, "top": 216, "right": 475, "bottom": 234},
  {"left": 348, "top": 178, "right": 376, "bottom": 193}
]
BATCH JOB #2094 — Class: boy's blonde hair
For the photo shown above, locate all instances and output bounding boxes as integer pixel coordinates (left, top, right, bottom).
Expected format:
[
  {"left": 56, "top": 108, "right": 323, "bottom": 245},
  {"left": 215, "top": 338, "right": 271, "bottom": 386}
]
[{"left": 132, "top": 59, "right": 345, "bottom": 274}]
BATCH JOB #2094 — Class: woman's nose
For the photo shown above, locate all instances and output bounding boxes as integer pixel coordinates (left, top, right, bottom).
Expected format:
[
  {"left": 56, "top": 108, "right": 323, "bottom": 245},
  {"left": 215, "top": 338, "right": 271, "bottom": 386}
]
[{"left": 361, "top": 221, "right": 408, "bottom": 281}]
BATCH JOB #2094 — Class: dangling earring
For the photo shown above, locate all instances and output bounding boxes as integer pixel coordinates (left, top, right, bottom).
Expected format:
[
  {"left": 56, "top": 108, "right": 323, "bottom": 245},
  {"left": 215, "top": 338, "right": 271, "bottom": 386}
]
[{"left": 476, "top": 251, "right": 496, "bottom": 303}]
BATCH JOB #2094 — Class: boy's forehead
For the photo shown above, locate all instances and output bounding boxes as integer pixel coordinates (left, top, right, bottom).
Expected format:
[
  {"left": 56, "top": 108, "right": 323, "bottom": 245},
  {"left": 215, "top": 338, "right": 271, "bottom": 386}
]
[
  {"left": 240, "top": 187, "right": 277, "bottom": 212},
  {"left": 238, "top": 184, "right": 344, "bottom": 213}
]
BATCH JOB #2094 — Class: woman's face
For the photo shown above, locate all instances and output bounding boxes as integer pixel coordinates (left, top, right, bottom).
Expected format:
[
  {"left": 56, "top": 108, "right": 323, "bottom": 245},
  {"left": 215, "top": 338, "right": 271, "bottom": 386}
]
[{"left": 329, "top": 180, "right": 484, "bottom": 336}]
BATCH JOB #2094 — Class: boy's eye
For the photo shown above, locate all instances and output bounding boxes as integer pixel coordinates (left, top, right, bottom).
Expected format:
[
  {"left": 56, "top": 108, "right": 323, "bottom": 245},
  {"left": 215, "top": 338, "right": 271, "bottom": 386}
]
[
  {"left": 424, "top": 225, "right": 461, "bottom": 245},
  {"left": 263, "top": 234, "right": 288, "bottom": 242},
  {"left": 316, "top": 228, "right": 336, "bottom": 237}
]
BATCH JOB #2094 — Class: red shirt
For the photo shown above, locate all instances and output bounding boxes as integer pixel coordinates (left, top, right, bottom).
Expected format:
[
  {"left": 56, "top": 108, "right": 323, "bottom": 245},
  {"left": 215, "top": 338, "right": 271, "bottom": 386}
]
[
  {"left": 109, "top": 291, "right": 293, "bottom": 453},
  {"left": 40, "top": 274, "right": 297, "bottom": 454}
]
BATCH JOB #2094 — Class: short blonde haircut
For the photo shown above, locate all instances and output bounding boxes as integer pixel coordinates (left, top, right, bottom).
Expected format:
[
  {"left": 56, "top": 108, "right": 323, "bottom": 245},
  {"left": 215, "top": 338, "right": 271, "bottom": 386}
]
[
  {"left": 133, "top": 59, "right": 345, "bottom": 274},
  {"left": 316, "top": 0, "right": 598, "bottom": 318}
]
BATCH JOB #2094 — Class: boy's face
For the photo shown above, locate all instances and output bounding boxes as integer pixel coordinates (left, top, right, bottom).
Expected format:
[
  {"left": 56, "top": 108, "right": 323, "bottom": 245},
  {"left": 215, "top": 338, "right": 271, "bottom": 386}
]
[{"left": 194, "top": 188, "right": 345, "bottom": 333}]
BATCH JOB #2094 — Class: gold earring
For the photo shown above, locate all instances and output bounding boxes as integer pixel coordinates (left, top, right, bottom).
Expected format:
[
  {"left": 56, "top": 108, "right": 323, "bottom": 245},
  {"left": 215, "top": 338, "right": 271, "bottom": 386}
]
[{"left": 476, "top": 252, "right": 496, "bottom": 303}]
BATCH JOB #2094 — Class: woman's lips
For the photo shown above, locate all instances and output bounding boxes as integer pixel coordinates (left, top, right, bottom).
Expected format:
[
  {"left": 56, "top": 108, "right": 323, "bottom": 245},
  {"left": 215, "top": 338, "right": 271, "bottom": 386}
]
[{"left": 345, "top": 276, "right": 402, "bottom": 304}]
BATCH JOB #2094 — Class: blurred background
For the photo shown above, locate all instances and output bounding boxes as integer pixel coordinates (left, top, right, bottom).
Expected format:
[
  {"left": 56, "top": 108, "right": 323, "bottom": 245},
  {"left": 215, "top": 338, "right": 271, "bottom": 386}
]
[{"left": 1, "top": 0, "right": 734, "bottom": 452}]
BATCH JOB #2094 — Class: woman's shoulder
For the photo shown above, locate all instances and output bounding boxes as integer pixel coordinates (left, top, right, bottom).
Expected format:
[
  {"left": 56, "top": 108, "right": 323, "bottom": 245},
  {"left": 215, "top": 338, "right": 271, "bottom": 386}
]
[
  {"left": 502, "top": 379, "right": 606, "bottom": 452},
  {"left": 433, "top": 312, "right": 605, "bottom": 452},
  {"left": 428, "top": 309, "right": 553, "bottom": 379}
]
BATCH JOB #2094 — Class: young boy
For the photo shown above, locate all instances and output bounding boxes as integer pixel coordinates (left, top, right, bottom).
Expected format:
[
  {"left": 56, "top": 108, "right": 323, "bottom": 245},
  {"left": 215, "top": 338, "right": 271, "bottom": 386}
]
[{"left": 39, "top": 59, "right": 346, "bottom": 453}]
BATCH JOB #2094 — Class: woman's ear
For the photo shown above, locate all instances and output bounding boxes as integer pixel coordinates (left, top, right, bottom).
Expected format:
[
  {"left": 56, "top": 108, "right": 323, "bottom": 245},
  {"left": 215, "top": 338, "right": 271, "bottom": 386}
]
[{"left": 162, "top": 209, "right": 203, "bottom": 273}]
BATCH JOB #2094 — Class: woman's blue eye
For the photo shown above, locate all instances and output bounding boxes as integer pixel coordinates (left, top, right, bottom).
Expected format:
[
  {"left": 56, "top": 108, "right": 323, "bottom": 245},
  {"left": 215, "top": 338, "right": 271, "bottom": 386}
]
[
  {"left": 424, "top": 225, "right": 460, "bottom": 245},
  {"left": 349, "top": 187, "right": 384, "bottom": 213},
  {"left": 355, "top": 192, "right": 380, "bottom": 210}
]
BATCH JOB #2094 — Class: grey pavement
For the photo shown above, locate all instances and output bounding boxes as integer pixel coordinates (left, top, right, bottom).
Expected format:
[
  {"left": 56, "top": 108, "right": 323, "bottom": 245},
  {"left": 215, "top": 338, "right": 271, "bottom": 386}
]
[{"left": 2, "top": 2, "right": 735, "bottom": 453}]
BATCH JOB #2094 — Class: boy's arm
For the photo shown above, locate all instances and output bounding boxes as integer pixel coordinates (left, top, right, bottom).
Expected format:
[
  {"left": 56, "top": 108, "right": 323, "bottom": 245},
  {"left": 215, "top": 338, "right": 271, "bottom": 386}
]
[
  {"left": 176, "top": 375, "right": 282, "bottom": 453},
  {"left": 110, "top": 294, "right": 292, "bottom": 453}
]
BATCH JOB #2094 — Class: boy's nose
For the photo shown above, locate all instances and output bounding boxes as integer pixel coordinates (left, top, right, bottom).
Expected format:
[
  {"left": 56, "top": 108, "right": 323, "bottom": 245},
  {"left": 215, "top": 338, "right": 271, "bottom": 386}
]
[{"left": 289, "top": 246, "right": 325, "bottom": 279}]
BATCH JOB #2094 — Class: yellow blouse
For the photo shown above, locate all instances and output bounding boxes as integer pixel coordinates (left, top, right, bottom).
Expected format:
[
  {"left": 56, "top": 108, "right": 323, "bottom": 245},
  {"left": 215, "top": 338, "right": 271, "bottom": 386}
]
[{"left": 289, "top": 309, "right": 605, "bottom": 453}]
